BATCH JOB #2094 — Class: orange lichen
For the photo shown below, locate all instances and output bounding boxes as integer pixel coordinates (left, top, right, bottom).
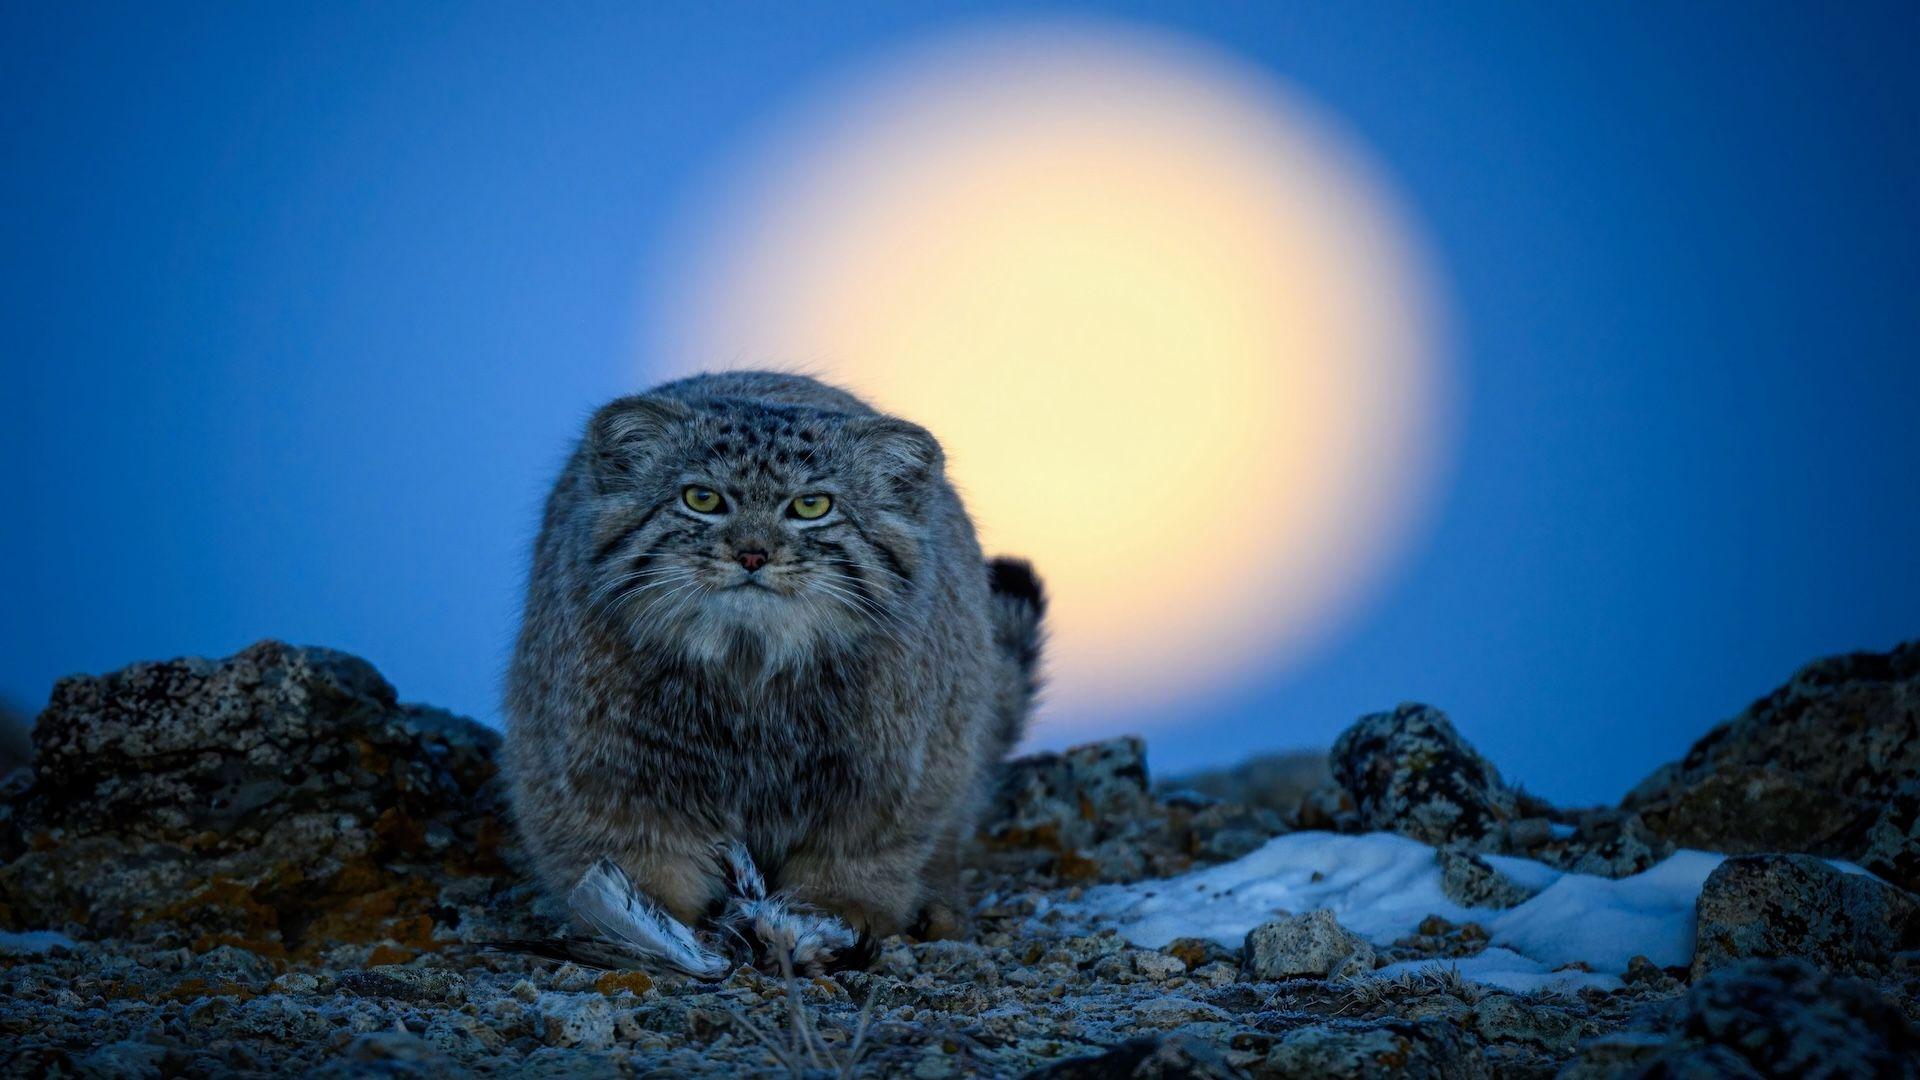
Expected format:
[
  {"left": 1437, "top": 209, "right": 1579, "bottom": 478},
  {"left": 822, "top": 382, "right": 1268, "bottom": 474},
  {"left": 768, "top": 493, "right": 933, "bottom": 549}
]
[
  {"left": 1053, "top": 851, "right": 1102, "bottom": 883},
  {"left": 1165, "top": 939, "right": 1211, "bottom": 970},
  {"left": 594, "top": 970, "right": 655, "bottom": 996},
  {"left": 365, "top": 944, "right": 416, "bottom": 966},
  {"left": 374, "top": 808, "right": 428, "bottom": 856},
  {"left": 153, "top": 877, "right": 283, "bottom": 943}
]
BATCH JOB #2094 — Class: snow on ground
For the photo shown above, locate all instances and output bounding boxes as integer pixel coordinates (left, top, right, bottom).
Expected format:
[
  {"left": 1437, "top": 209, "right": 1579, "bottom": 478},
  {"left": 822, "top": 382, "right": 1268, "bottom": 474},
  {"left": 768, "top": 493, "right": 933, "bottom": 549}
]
[{"left": 1055, "top": 832, "right": 1730, "bottom": 993}]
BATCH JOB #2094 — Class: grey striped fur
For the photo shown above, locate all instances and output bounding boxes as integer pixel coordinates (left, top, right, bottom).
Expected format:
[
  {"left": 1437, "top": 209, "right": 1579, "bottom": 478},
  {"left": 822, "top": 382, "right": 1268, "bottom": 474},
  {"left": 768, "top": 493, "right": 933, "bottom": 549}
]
[{"left": 504, "top": 371, "right": 1044, "bottom": 940}]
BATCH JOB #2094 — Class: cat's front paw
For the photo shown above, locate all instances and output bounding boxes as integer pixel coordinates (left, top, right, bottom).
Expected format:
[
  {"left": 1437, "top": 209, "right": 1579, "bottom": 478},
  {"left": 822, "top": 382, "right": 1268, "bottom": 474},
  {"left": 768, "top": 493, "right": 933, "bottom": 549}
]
[{"left": 727, "top": 895, "right": 865, "bottom": 974}]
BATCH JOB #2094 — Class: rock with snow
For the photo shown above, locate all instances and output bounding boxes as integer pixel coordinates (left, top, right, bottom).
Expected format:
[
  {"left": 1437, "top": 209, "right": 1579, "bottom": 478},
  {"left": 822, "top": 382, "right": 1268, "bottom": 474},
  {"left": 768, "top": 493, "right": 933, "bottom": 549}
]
[
  {"left": 1691, "top": 854, "right": 1920, "bottom": 978},
  {"left": 1435, "top": 846, "right": 1538, "bottom": 909},
  {"left": 1060, "top": 830, "right": 1724, "bottom": 992},
  {"left": 1329, "top": 703, "right": 1520, "bottom": 848},
  {"left": 1624, "top": 640, "right": 1920, "bottom": 890},
  {"left": 1244, "top": 911, "right": 1377, "bottom": 980}
]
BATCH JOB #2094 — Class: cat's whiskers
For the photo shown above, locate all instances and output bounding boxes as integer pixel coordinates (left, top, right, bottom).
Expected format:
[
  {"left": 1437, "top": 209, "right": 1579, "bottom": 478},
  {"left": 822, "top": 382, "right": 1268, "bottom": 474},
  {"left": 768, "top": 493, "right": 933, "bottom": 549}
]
[
  {"left": 607, "top": 571, "right": 700, "bottom": 612},
  {"left": 805, "top": 576, "right": 915, "bottom": 653},
  {"left": 587, "top": 565, "right": 685, "bottom": 607}
]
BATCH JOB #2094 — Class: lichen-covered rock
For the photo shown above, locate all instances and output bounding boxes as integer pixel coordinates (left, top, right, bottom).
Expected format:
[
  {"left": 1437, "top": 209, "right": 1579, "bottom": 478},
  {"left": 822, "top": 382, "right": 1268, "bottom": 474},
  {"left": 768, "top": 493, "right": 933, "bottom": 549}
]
[
  {"left": 1623, "top": 641, "right": 1920, "bottom": 889},
  {"left": 1560, "top": 957, "right": 1920, "bottom": 1080},
  {"left": 1547, "top": 808, "right": 1674, "bottom": 878},
  {"left": 982, "top": 737, "right": 1286, "bottom": 884},
  {"left": 1435, "top": 846, "right": 1538, "bottom": 909},
  {"left": 1467, "top": 993, "right": 1585, "bottom": 1053},
  {"left": 1691, "top": 854, "right": 1920, "bottom": 978},
  {"left": 0, "top": 641, "right": 520, "bottom": 958},
  {"left": 1243, "top": 911, "right": 1377, "bottom": 980},
  {"left": 1329, "top": 703, "right": 1519, "bottom": 847},
  {"left": 1256, "top": 1019, "right": 1490, "bottom": 1079},
  {"left": 987, "top": 738, "right": 1151, "bottom": 867}
]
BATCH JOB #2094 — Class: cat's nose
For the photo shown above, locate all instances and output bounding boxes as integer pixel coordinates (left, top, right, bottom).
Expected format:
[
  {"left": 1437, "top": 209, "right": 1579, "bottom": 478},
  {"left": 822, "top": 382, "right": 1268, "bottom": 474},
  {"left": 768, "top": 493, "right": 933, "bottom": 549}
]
[{"left": 736, "top": 550, "right": 769, "bottom": 572}]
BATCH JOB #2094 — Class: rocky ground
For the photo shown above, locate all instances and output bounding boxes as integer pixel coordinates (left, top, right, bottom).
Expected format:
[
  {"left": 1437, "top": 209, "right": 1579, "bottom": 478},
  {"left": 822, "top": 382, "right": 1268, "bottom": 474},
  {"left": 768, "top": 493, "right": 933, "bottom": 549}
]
[{"left": 1, "top": 639, "right": 1916, "bottom": 1077}]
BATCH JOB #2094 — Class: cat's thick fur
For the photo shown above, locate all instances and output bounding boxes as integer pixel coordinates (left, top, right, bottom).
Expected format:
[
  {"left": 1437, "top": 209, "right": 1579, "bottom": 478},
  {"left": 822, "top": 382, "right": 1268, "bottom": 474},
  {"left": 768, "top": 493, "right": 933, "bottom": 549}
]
[{"left": 505, "top": 371, "right": 1044, "bottom": 938}]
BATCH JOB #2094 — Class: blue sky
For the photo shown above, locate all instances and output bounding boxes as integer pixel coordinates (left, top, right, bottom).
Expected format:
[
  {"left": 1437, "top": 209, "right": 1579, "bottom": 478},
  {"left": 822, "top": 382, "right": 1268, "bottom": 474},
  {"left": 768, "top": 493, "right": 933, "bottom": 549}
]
[{"left": 4, "top": 2, "right": 1917, "bottom": 804}]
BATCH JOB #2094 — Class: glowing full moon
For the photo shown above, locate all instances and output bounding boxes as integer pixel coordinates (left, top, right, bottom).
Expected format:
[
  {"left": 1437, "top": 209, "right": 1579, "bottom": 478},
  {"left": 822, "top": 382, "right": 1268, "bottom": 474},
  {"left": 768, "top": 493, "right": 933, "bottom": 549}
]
[{"left": 645, "top": 23, "right": 1449, "bottom": 735}]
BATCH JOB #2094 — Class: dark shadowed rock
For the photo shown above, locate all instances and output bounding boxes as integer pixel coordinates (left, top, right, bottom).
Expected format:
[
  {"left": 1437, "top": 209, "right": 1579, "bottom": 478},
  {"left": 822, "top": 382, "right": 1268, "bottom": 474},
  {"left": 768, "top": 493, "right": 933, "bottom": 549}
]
[
  {"left": 1861, "top": 779, "right": 1920, "bottom": 895},
  {"left": 1329, "top": 703, "right": 1519, "bottom": 848},
  {"left": 1691, "top": 854, "right": 1920, "bottom": 978},
  {"left": 0, "top": 699, "right": 28, "bottom": 776},
  {"left": 1561, "top": 958, "right": 1920, "bottom": 1080},
  {"left": 0, "top": 640, "right": 519, "bottom": 960},
  {"left": 1624, "top": 641, "right": 1920, "bottom": 889},
  {"left": 1024, "top": 1036, "right": 1246, "bottom": 1079},
  {"left": 1162, "top": 750, "right": 1331, "bottom": 819},
  {"left": 1257, "top": 1019, "right": 1490, "bottom": 1079}
]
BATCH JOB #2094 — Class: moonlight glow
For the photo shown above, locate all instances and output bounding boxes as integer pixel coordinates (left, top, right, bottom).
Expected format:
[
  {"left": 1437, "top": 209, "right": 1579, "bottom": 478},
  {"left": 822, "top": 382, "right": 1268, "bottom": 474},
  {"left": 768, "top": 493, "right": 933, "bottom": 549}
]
[{"left": 647, "top": 23, "right": 1449, "bottom": 735}]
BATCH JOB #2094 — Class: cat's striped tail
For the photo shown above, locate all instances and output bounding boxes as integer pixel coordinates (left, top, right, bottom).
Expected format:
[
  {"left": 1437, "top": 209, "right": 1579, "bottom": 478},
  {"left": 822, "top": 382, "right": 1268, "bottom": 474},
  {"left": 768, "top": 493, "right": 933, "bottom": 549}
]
[{"left": 986, "top": 556, "right": 1046, "bottom": 756}]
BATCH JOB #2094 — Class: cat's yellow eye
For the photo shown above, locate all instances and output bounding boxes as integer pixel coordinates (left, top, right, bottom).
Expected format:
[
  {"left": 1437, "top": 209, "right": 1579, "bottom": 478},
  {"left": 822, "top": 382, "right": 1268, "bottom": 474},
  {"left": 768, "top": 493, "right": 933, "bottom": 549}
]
[
  {"left": 789, "top": 494, "right": 832, "bottom": 520},
  {"left": 682, "top": 486, "right": 724, "bottom": 513}
]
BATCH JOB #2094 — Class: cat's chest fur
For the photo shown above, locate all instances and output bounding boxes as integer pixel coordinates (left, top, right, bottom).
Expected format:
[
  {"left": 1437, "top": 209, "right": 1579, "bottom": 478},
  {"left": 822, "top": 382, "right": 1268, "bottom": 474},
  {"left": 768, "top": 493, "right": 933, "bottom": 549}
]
[{"left": 610, "top": 650, "right": 916, "bottom": 828}]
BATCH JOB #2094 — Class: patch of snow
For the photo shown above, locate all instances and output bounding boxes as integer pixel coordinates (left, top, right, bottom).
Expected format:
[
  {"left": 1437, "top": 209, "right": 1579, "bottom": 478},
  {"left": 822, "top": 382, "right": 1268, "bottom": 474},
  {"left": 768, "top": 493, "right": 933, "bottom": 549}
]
[
  {"left": 1489, "top": 850, "right": 1719, "bottom": 973},
  {"left": 1547, "top": 822, "right": 1578, "bottom": 839},
  {"left": 1056, "top": 832, "right": 1730, "bottom": 991},
  {"left": 0, "top": 930, "right": 76, "bottom": 955},
  {"left": 1482, "top": 852, "right": 1563, "bottom": 894},
  {"left": 1377, "top": 947, "right": 1619, "bottom": 995}
]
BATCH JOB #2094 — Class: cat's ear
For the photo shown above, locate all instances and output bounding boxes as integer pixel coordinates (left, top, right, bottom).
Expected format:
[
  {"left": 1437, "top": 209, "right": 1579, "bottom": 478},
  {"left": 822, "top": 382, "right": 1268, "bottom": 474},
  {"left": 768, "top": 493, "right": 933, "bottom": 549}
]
[
  {"left": 850, "top": 415, "right": 944, "bottom": 504},
  {"left": 586, "top": 395, "right": 690, "bottom": 481}
]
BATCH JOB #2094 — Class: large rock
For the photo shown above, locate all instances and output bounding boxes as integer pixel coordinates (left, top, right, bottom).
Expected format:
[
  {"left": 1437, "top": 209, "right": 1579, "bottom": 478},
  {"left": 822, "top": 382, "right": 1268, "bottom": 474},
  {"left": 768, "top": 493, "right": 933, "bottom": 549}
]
[
  {"left": 1561, "top": 958, "right": 1920, "bottom": 1079},
  {"left": 1243, "top": 911, "right": 1377, "bottom": 980},
  {"left": 0, "top": 641, "right": 518, "bottom": 961},
  {"left": 1691, "top": 854, "right": 1920, "bottom": 978},
  {"left": 1329, "top": 703, "right": 1519, "bottom": 848},
  {"left": 1317, "top": 705, "right": 1672, "bottom": 877},
  {"left": 1624, "top": 641, "right": 1920, "bottom": 889}
]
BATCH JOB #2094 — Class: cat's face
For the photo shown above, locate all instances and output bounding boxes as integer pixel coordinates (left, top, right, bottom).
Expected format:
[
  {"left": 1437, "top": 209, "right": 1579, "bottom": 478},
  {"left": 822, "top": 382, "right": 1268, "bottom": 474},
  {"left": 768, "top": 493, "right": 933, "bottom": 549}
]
[{"left": 577, "top": 393, "right": 941, "bottom": 667}]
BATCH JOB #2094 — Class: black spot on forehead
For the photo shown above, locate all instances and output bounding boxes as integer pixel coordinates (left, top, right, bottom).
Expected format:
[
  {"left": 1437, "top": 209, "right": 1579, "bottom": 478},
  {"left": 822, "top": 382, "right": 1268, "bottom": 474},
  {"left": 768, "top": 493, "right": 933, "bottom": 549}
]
[{"left": 686, "top": 399, "right": 846, "bottom": 486}]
